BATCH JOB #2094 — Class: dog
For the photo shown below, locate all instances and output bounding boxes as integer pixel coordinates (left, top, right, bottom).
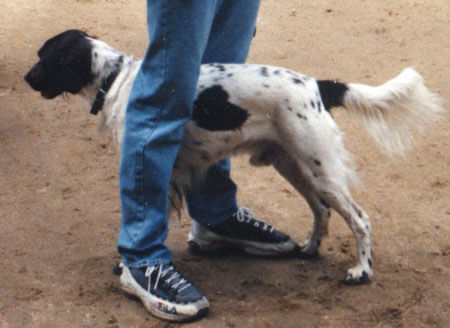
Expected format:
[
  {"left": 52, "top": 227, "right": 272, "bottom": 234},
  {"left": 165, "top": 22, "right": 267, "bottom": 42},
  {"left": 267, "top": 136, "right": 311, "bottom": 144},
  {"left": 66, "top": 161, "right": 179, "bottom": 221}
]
[{"left": 25, "top": 29, "right": 444, "bottom": 285}]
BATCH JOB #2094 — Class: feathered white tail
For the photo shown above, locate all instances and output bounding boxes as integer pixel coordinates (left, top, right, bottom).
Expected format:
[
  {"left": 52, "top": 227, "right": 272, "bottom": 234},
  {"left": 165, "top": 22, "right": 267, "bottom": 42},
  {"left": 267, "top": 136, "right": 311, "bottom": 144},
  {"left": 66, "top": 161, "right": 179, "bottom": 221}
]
[{"left": 343, "top": 68, "right": 445, "bottom": 155}]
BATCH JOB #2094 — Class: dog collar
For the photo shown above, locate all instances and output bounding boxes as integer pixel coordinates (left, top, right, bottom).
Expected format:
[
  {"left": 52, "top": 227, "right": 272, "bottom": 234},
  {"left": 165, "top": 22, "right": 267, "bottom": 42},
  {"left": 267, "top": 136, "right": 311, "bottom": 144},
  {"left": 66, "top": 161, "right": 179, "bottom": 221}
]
[{"left": 90, "top": 57, "right": 123, "bottom": 115}]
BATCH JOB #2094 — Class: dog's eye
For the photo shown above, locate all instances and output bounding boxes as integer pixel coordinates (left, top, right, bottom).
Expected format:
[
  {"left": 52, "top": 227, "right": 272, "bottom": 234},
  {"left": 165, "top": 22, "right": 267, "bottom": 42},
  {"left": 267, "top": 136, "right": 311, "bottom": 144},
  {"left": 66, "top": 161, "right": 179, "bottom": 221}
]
[{"left": 40, "top": 61, "right": 50, "bottom": 70}]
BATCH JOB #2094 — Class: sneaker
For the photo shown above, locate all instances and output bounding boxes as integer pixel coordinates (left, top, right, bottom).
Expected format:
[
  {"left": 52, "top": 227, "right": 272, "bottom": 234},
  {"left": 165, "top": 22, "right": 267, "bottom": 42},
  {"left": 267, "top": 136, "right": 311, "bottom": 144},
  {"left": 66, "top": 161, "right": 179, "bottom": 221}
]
[
  {"left": 188, "top": 207, "right": 299, "bottom": 256},
  {"left": 120, "top": 262, "right": 209, "bottom": 322}
]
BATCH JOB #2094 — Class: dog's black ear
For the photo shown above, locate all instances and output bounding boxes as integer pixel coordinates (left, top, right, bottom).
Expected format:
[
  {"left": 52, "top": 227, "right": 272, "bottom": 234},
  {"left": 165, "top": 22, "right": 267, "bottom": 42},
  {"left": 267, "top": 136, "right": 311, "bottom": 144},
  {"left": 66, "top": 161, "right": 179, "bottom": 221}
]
[{"left": 59, "top": 32, "right": 95, "bottom": 94}]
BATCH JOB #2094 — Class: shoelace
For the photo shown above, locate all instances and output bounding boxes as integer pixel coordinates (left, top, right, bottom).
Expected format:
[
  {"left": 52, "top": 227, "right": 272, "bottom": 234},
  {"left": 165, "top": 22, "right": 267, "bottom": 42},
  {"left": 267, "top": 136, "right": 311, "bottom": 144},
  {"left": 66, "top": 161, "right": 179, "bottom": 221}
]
[
  {"left": 236, "top": 207, "right": 275, "bottom": 233},
  {"left": 145, "top": 264, "right": 191, "bottom": 294}
]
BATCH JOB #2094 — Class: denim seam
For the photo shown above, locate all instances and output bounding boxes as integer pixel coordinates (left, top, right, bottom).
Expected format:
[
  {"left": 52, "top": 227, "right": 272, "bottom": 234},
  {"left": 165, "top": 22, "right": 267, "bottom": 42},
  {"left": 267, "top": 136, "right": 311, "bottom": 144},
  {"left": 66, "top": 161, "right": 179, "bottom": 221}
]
[{"left": 131, "top": 0, "right": 169, "bottom": 251}]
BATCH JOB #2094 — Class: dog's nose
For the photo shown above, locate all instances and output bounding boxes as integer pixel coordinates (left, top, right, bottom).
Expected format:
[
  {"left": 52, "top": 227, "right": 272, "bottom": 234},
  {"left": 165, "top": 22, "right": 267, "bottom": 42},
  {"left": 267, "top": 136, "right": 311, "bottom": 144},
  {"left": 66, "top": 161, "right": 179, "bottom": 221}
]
[
  {"left": 24, "top": 71, "right": 32, "bottom": 84},
  {"left": 24, "top": 69, "right": 40, "bottom": 91}
]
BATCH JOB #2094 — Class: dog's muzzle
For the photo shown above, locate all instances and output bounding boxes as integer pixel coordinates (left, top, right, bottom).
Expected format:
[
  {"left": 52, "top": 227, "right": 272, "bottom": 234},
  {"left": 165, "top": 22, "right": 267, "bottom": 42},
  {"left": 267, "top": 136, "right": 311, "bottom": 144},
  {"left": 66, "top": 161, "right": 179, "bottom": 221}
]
[{"left": 25, "top": 64, "right": 62, "bottom": 99}]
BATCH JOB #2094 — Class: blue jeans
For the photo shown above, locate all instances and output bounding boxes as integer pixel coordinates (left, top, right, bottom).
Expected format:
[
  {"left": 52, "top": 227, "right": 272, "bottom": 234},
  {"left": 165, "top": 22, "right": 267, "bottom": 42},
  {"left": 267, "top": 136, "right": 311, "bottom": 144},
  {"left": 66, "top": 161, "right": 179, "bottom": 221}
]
[{"left": 118, "top": 0, "right": 261, "bottom": 267}]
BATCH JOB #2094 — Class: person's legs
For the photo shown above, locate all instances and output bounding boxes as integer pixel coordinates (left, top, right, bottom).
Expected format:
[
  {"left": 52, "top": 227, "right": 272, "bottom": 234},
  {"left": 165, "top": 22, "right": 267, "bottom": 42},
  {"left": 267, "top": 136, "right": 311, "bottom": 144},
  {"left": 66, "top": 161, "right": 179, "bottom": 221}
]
[
  {"left": 185, "top": 0, "right": 299, "bottom": 256},
  {"left": 118, "top": 0, "right": 219, "bottom": 268},
  {"left": 185, "top": 159, "right": 237, "bottom": 225},
  {"left": 119, "top": 0, "right": 228, "bottom": 320},
  {"left": 185, "top": 0, "right": 261, "bottom": 225}
]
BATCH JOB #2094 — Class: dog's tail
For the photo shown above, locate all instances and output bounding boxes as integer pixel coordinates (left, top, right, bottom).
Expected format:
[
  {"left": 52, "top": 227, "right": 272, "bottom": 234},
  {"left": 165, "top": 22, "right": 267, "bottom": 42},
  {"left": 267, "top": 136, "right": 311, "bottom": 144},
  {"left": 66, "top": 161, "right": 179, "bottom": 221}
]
[{"left": 318, "top": 68, "right": 445, "bottom": 155}]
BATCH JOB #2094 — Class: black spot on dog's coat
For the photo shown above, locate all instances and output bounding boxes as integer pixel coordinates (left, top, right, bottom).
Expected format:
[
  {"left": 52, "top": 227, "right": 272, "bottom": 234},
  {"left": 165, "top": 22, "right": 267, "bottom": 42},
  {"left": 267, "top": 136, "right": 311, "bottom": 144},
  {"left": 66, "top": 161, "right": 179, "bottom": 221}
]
[
  {"left": 355, "top": 208, "right": 362, "bottom": 218},
  {"left": 261, "top": 66, "right": 269, "bottom": 77},
  {"left": 216, "top": 64, "right": 226, "bottom": 72},
  {"left": 297, "top": 113, "right": 307, "bottom": 120},
  {"left": 316, "top": 100, "right": 322, "bottom": 112},
  {"left": 193, "top": 85, "right": 249, "bottom": 131},
  {"left": 292, "top": 77, "right": 304, "bottom": 85},
  {"left": 208, "top": 63, "right": 226, "bottom": 72},
  {"left": 317, "top": 101, "right": 323, "bottom": 113},
  {"left": 317, "top": 80, "right": 349, "bottom": 112}
]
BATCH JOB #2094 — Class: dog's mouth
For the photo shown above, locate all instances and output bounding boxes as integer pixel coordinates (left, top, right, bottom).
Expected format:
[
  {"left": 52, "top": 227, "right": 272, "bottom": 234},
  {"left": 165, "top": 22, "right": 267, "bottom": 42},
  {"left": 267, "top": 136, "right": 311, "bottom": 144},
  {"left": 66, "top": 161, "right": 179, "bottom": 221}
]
[
  {"left": 25, "top": 66, "right": 63, "bottom": 99},
  {"left": 40, "top": 89, "right": 60, "bottom": 99}
]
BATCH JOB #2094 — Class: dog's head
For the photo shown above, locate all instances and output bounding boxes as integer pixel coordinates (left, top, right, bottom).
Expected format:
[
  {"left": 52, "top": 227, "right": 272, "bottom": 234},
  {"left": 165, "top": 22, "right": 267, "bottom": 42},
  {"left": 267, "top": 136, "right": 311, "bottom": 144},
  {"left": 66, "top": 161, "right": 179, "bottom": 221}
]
[{"left": 25, "top": 29, "right": 94, "bottom": 99}]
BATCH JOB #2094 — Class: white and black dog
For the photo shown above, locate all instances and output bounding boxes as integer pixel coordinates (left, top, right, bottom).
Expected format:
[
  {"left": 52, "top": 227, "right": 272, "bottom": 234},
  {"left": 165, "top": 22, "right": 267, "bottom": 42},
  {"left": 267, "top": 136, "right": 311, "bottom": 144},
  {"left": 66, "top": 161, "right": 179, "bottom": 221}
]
[{"left": 25, "top": 30, "right": 444, "bottom": 285}]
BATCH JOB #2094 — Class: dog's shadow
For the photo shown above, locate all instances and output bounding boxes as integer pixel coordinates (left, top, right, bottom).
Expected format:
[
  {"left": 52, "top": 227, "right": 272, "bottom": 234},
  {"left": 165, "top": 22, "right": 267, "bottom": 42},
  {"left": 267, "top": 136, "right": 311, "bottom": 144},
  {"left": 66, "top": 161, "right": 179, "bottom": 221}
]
[{"left": 61, "top": 246, "right": 356, "bottom": 323}]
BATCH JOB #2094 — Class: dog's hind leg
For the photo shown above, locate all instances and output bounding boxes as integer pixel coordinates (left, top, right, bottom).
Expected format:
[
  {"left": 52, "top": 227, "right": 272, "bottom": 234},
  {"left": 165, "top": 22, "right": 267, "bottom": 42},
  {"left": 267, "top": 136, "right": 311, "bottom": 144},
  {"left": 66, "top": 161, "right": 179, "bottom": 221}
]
[
  {"left": 272, "top": 154, "right": 331, "bottom": 258},
  {"left": 276, "top": 112, "right": 373, "bottom": 283},
  {"left": 284, "top": 158, "right": 373, "bottom": 284},
  {"left": 310, "top": 175, "right": 373, "bottom": 284}
]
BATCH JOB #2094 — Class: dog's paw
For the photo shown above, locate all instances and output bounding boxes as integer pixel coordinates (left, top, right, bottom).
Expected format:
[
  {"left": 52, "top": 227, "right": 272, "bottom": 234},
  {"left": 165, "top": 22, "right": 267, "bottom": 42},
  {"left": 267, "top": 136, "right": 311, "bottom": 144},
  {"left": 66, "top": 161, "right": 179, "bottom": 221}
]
[
  {"left": 112, "top": 262, "right": 123, "bottom": 276},
  {"left": 342, "top": 266, "right": 372, "bottom": 285},
  {"left": 296, "top": 240, "right": 320, "bottom": 259}
]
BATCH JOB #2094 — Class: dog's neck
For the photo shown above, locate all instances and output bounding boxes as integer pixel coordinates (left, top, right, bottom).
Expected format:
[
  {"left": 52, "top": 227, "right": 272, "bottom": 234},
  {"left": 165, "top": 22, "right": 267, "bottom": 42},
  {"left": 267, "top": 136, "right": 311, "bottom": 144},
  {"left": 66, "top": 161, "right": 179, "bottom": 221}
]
[
  {"left": 79, "top": 38, "right": 129, "bottom": 114},
  {"left": 89, "top": 57, "right": 123, "bottom": 115}
]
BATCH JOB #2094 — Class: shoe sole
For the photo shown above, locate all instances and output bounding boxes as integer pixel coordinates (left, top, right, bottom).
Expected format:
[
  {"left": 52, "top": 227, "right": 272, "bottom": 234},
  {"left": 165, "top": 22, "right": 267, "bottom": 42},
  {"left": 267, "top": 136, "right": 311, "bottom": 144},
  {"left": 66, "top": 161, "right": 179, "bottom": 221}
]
[
  {"left": 188, "top": 232, "right": 299, "bottom": 257},
  {"left": 120, "top": 266, "right": 209, "bottom": 322}
]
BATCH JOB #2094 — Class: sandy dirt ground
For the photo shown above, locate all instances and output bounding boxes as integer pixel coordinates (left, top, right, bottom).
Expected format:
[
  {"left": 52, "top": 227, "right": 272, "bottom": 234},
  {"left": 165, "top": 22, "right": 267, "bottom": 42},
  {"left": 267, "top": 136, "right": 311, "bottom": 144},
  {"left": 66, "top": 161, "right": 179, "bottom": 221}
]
[{"left": 1, "top": 0, "right": 449, "bottom": 327}]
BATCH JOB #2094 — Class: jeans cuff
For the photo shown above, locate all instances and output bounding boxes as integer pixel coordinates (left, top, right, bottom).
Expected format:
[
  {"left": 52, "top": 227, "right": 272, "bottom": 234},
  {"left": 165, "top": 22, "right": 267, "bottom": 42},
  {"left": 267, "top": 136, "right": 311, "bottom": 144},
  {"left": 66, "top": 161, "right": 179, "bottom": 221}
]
[{"left": 121, "top": 255, "right": 173, "bottom": 269}]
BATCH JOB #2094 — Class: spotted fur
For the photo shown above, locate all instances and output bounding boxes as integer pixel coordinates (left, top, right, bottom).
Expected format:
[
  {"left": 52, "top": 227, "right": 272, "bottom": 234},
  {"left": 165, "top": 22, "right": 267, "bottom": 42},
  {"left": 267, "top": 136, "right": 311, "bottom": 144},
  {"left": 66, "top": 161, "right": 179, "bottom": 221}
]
[{"left": 25, "top": 30, "right": 444, "bottom": 285}]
